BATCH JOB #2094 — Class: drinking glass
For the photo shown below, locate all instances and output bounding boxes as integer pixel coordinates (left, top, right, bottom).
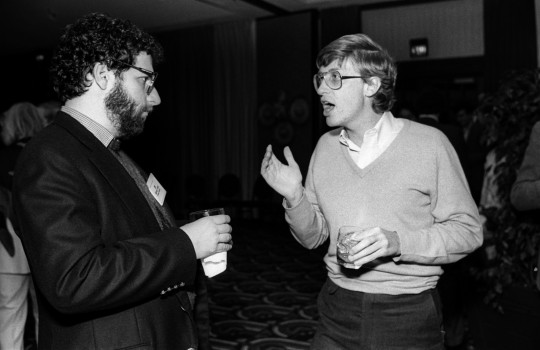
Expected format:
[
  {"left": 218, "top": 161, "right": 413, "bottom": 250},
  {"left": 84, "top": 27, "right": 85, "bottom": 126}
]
[{"left": 336, "top": 226, "right": 366, "bottom": 269}]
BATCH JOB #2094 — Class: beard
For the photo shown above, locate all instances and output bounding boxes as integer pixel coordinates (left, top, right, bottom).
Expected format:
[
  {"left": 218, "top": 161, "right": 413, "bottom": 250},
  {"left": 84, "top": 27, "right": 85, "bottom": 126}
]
[{"left": 105, "top": 80, "right": 151, "bottom": 139}]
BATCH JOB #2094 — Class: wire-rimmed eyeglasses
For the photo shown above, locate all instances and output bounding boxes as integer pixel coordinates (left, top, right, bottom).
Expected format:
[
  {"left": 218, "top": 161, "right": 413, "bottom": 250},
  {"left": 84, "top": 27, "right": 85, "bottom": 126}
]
[
  {"left": 110, "top": 58, "right": 158, "bottom": 95},
  {"left": 313, "top": 71, "right": 363, "bottom": 90}
]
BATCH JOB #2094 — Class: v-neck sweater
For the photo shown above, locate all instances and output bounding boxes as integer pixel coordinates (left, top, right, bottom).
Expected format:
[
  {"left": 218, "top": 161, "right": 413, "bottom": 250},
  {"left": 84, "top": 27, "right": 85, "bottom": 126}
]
[{"left": 285, "top": 119, "right": 483, "bottom": 295}]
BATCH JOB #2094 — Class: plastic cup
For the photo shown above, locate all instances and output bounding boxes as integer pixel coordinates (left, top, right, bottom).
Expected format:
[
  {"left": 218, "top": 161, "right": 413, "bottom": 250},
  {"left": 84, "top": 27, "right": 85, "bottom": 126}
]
[{"left": 189, "top": 208, "right": 227, "bottom": 278}]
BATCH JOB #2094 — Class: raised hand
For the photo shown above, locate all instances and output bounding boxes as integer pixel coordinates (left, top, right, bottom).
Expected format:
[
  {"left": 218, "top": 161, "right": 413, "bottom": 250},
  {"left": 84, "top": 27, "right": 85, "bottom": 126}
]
[{"left": 260, "top": 144, "right": 304, "bottom": 205}]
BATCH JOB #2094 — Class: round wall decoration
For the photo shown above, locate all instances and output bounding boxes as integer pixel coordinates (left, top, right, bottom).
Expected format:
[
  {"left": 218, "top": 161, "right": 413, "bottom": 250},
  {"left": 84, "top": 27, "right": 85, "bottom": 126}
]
[
  {"left": 273, "top": 121, "right": 294, "bottom": 145},
  {"left": 289, "top": 98, "right": 309, "bottom": 124}
]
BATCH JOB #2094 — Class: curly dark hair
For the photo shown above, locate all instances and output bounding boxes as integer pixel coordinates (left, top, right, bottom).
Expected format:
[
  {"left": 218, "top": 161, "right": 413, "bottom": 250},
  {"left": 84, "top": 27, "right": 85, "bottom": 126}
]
[
  {"left": 316, "top": 33, "right": 397, "bottom": 114},
  {"left": 50, "top": 12, "right": 164, "bottom": 102}
]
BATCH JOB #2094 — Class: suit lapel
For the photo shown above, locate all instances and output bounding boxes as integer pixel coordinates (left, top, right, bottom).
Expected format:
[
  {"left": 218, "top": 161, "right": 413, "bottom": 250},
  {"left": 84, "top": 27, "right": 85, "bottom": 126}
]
[{"left": 54, "top": 113, "right": 160, "bottom": 232}]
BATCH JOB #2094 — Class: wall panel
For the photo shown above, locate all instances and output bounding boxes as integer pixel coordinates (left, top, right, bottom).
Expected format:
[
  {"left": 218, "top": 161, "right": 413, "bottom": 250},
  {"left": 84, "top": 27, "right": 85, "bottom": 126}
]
[{"left": 361, "top": 0, "right": 483, "bottom": 62}]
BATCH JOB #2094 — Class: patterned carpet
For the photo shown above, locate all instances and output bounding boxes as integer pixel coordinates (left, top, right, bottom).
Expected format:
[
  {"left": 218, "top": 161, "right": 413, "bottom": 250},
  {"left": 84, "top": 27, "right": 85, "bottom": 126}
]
[{"left": 207, "top": 219, "right": 328, "bottom": 350}]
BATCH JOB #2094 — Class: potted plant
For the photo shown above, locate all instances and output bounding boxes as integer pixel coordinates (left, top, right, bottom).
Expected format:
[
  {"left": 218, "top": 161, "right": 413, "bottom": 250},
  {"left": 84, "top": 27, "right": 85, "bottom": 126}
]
[{"left": 468, "top": 68, "right": 540, "bottom": 349}]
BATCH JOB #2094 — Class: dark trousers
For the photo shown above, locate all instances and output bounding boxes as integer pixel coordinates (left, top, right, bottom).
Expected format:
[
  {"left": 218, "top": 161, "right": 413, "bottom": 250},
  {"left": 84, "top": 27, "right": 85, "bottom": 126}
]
[{"left": 311, "top": 279, "right": 445, "bottom": 350}]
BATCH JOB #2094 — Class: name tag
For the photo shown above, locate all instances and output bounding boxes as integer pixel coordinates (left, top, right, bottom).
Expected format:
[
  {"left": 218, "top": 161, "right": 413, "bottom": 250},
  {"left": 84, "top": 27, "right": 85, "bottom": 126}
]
[{"left": 147, "top": 173, "right": 166, "bottom": 206}]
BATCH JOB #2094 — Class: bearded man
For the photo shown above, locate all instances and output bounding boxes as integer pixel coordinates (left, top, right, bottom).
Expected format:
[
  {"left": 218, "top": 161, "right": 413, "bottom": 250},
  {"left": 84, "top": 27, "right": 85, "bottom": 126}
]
[{"left": 11, "top": 12, "right": 232, "bottom": 350}]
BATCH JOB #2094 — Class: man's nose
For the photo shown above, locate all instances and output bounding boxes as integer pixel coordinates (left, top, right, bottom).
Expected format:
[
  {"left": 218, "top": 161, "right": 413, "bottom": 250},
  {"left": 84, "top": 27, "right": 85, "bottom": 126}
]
[
  {"left": 148, "top": 88, "right": 161, "bottom": 106},
  {"left": 316, "top": 81, "right": 329, "bottom": 95}
]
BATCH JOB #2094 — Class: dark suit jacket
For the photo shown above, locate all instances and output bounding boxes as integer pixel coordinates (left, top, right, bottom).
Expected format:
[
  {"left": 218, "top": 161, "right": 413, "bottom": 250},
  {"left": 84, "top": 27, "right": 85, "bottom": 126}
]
[{"left": 12, "top": 112, "right": 207, "bottom": 350}]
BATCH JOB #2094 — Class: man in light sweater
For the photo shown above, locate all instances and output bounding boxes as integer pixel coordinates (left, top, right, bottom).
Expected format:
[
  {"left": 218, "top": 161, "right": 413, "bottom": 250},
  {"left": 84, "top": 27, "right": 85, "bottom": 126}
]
[{"left": 260, "top": 33, "right": 483, "bottom": 349}]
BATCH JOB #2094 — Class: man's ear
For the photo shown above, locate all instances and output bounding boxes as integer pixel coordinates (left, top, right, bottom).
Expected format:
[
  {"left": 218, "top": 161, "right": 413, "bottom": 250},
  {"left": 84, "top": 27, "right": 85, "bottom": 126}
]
[
  {"left": 89, "top": 62, "right": 113, "bottom": 91},
  {"left": 364, "top": 77, "right": 381, "bottom": 98}
]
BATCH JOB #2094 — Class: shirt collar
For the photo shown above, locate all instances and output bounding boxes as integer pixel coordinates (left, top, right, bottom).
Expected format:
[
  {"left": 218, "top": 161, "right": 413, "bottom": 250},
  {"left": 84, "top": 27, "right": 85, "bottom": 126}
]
[
  {"left": 61, "top": 106, "right": 115, "bottom": 148},
  {"left": 339, "top": 111, "right": 401, "bottom": 150}
]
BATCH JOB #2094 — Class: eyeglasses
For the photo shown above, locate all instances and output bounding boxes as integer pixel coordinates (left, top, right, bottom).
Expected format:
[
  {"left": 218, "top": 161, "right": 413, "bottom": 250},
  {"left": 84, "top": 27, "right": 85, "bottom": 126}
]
[
  {"left": 313, "top": 71, "right": 363, "bottom": 90},
  {"left": 110, "top": 58, "right": 158, "bottom": 95}
]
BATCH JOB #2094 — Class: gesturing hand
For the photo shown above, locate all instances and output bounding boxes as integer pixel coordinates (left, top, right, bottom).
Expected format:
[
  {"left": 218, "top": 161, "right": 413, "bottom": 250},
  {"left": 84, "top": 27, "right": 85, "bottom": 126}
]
[{"left": 260, "top": 144, "right": 303, "bottom": 205}]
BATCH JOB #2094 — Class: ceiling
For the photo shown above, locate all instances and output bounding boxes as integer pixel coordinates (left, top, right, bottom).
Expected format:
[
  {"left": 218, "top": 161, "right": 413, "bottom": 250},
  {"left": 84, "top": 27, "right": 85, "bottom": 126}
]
[{"left": 1, "top": 0, "right": 404, "bottom": 56}]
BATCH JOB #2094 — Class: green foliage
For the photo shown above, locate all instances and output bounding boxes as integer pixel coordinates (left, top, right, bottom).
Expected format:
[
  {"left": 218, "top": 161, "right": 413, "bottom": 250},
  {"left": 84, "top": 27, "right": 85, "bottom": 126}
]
[{"left": 473, "top": 69, "right": 540, "bottom": 311}]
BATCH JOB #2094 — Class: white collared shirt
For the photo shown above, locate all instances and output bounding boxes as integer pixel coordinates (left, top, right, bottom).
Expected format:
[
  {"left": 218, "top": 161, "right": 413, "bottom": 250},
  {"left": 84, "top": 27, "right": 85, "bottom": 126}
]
[{"left": 339, "top": 111, "right": 404, "bottom": 169}]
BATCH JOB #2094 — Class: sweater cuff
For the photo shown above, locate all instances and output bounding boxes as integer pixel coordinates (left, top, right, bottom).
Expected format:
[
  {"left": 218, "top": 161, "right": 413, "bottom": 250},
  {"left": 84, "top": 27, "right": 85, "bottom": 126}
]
[
  {"left": 392, "top": 230, "right": 406, "bottom": 262},
  {"left": 282, "top": 189, "right": 305, "bottom": 209}
]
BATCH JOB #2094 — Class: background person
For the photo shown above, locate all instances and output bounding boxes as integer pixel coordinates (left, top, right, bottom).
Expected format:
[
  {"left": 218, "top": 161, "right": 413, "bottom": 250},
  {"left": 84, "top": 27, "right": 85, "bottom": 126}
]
[
  {"left": 11, "top": 12, "right": 232, "bottom": 350},
  {"left": 415, "top": 91, "right": 473, "bottom": 349},
  {"left": 510, "top": 120, "right": 540, "bottom": 291},
  {"left": 260, "top": 33, "right": 482, "bottom": 349},
  {"left": 36, "top": 100, "right": 61, "bottom": 126},
  {"left": 455, "top": 102, "right": 487, "bottom": 206},
  {"left": 416, "top": 89, "right": 467, "bottom": 168},
  {"left": 0, "top": 101, "right": 46, "bottom": 350}
]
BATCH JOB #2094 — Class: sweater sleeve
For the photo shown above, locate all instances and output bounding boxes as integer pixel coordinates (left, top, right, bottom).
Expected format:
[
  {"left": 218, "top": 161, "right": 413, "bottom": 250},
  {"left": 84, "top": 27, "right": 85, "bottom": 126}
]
[
  {"left": 284, "top": 152, "right": 329, "bottom": 250},
  {"left": 510, "top": 122, "right": 540, "bottom": 211},
  {"left": 397, "top": 134, "right": 483, "bottom": 264}
]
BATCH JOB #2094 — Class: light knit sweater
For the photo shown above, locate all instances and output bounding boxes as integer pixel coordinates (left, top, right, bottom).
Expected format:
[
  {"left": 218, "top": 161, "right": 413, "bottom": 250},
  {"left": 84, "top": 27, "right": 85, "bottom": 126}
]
[{"left": 285, "top": 119, "right": 483, "bottom": 295}]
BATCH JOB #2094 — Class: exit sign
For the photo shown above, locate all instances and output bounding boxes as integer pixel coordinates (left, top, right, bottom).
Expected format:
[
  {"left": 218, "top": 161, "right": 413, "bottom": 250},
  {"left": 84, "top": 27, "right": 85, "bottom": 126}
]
[{"left": 410, "top": 38, "right": 428, "bottom": 58}]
